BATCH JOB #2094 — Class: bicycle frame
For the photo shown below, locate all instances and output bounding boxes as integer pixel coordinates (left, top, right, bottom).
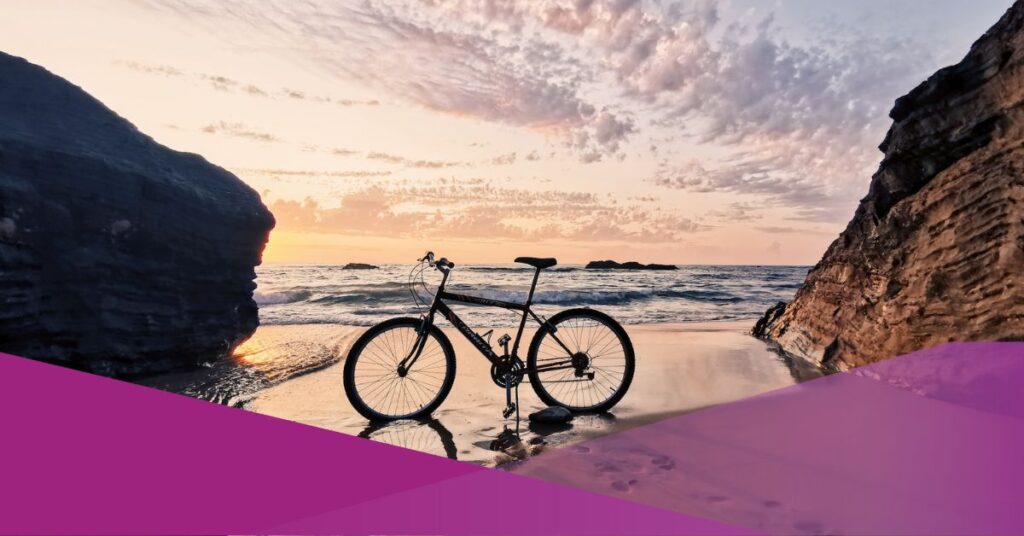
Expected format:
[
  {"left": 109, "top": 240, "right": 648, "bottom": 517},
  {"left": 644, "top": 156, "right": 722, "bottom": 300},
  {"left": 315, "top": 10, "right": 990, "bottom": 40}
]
[{"left": 399, "top": 266, "right": 577, "bottom": 375}]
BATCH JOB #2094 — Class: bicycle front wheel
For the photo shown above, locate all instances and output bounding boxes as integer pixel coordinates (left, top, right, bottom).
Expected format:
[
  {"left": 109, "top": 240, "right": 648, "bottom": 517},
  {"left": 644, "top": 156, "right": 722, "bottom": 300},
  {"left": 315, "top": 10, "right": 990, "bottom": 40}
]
[
  {"left": 527, "top": 308, "right": 635, "bottom": 413},
  {"left": 343, "top": 317, "right": 456, "bottom": 421}
]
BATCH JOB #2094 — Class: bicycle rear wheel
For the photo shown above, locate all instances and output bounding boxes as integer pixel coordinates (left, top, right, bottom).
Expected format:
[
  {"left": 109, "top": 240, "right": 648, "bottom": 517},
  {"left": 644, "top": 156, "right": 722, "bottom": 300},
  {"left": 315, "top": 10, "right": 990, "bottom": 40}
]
[
  {"left": 343, "top": 317, "right": 456, "bottom": 421},
  {"left": 527, "top": 308, "right": 634, "bottom": 413}
]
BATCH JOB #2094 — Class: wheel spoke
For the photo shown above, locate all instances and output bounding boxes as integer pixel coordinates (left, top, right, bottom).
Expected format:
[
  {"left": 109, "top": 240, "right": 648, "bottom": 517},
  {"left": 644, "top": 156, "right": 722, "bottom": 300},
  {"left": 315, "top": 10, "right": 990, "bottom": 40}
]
[
  {"left": 349, "top": 323, "right": 453, "bottom": 419},
  {"left": 533, "top": 314, "right": 631, "bottom": 411}
]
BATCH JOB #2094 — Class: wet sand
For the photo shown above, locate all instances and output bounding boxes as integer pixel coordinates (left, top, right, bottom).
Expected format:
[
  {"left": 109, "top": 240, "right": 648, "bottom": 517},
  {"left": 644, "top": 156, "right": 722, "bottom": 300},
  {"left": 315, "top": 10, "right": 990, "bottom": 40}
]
[
  {"left": 139, "top": 324, "right": 358, "bottom": 406},
  {"left": 241, "top": 320, "right": 815, "bottom": 466}
]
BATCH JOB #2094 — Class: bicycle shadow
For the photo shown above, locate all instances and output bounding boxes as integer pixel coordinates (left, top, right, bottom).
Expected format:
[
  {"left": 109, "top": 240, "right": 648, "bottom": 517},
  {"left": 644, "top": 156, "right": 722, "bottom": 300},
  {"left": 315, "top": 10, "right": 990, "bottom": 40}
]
[{"left": 484, "top": 412, "right": 619, "bottom": 464}]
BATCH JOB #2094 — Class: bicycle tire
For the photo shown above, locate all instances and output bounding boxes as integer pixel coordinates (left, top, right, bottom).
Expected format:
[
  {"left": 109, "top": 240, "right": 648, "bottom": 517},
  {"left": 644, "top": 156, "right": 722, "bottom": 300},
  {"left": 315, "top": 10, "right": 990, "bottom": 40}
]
[
  {"left": 527, "top": 308, "right": 635, "bottom": 413},
  {"left": 344, "top": 317, "right": 456, "bottom": 421}
]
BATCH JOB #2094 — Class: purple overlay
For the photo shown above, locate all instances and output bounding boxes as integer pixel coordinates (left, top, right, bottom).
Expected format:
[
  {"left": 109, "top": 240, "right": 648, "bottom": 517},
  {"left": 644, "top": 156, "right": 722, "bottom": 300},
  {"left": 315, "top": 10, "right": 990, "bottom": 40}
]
[
  {"left": 514, "top": 342, "right": 1024, "bottom": 535},
  {"left": 0, "top": 352, "right": 747, "bottom": 535},
  {"left": 2, "top": 342, "right": 1022, "bottom": 534}
]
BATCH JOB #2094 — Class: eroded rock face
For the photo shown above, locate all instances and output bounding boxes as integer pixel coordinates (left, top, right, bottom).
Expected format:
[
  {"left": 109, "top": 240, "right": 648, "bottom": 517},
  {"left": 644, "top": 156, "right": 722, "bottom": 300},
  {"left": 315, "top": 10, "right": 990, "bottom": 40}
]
[
  {"left": 754, "top": 4, "right": 1024, "bottom": 370},
  {"left": 0, "top": 52, "right": 274, "bottom": 376}
]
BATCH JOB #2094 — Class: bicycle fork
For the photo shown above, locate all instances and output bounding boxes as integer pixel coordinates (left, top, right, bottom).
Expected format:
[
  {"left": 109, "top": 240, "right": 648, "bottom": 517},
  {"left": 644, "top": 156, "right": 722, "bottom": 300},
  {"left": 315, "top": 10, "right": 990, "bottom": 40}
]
[{"left": 396, "top": 318, "right": 431, "bottom": 376}]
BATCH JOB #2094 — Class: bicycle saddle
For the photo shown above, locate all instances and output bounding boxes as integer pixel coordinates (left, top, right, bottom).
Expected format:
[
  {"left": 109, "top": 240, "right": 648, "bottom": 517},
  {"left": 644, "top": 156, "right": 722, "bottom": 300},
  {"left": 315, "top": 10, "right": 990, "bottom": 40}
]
[{"left": 514, "top": 257, "right": 557, "bottom": 269}]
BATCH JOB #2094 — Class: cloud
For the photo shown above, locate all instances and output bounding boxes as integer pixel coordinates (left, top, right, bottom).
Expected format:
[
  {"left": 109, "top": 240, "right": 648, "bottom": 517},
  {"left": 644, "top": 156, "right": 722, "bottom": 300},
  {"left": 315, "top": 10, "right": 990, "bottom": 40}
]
[
  {"left": 200, "top": 121, "right": 278, "bottom": 142},
  {"left": 146, "top": 0, "right": 944, "bottom": 217},
  {"left": 366, "top": 151, "right": 468, "bottom": 169},
  {"left": 235, "top": 167, "right": 392, "bottom": 178},
  {"left": 652, "top": 133, "right": 877, "bottom": 222},
  {"left": 704, "top": 202, "right": 762, "bottom": 223},
  {"left": 200, "top": 73, "right": 238, "bottom": 91},
  {"left": 568, "top": 109, "right": 635, "bottom": 162},
  {"left": 243, "top": 84, "right": 268, "bottom": 97},
  {"left": 490, "top": 152, "right": 517, "bottom": 166},
  {"left": 336, "top": 99, "right": 381, "bottom": 106},
  {"left": 116, "top": 60, "right": 381, "bottom": 106},
  {"left": 144, "top": 0, "right": 636, "bottom": 161},
  {"left": 116, "top": 60, "right": 183, "bottom": 76},
  {"left": 267, "top": 179, "right": 707, "bottom": 243},
  {"left": 756, "top": 226, "right": 835, "bottom": 236},
  {"left": 375, "top": 0, "right": 932, "bottom": 212}
]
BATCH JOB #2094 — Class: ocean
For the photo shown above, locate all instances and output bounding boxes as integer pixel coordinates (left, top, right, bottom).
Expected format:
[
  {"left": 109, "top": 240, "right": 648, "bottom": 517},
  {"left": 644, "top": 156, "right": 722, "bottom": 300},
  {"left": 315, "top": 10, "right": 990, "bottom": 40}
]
[
  {"left": 255, "top": 264, "right": 809, "bottom": 328},
  {"left": 142, "top": 263, "right": 810, "bottom": 406}
]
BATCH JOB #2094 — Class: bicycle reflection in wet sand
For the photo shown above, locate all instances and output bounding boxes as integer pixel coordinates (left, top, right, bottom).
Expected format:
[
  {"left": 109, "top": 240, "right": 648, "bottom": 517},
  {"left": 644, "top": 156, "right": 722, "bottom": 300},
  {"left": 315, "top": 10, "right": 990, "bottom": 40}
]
[
  {"left": 358, "top": 419, "right": 458, "bottom": 460},
  {"left": 356, "top": 412, "right": 607, "bottom": 465}
]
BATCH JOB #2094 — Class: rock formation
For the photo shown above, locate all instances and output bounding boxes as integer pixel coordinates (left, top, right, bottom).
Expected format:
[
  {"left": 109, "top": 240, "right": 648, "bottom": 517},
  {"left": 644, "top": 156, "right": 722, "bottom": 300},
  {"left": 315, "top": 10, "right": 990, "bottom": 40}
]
[
  {"left": 585, "top": 260, "right": 678, "bottom": 270},
  {"left": 753, "top": 3, "right": 1024, "bottom": 370},
  {"left": 0, "top": 52, "right": 274, "bottom": 376},
  {"left": 341, "top": 263, "right": 379, "bottom": 270}
]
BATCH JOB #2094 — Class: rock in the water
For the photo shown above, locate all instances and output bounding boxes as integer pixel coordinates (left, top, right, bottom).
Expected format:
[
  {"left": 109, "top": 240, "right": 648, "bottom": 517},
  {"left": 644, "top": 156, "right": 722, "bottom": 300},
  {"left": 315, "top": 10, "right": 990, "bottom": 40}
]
[
  {"left": 488, "top": 428, "right": 527, "bottom": 458},
  {"left": 341, "top": 263, "right": 379, "bottom": 270},
  {"left": 0, "top": 52, "right": 274, "bottom": 377},
  {"left": 753, "top": 4, "right": 1024, "bottom": 370},
  {"left": 529, "top": 406, "right": 573, "bottom": 423},
  {"left": 585, "top": 260, "right": 678, "bottom": 270}
]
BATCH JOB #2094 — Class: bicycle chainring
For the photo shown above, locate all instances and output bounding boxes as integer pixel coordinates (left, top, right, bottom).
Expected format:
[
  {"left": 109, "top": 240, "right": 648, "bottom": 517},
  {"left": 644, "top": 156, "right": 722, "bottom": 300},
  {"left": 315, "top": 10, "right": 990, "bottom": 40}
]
[{"left": 490, "top": 357, "right": 525, "bottom": 388}]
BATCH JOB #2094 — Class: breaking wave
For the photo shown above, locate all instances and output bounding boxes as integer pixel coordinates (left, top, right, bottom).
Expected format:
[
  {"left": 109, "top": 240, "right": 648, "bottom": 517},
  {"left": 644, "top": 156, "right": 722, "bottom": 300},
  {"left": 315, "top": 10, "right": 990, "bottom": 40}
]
[{"left": 254, "top": 263, "right": 807, "bottom": 327}]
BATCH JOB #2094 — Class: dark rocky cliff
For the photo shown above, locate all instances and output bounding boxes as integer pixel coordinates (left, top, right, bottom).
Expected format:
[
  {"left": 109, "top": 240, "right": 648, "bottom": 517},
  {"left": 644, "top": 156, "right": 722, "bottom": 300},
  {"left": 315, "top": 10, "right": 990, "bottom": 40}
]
[
  {"left": 0, "top": 52, "right": 274, "bottom": 376},
  {"left": 754, "top": 3, "right": 1024, "bottom": 370}
]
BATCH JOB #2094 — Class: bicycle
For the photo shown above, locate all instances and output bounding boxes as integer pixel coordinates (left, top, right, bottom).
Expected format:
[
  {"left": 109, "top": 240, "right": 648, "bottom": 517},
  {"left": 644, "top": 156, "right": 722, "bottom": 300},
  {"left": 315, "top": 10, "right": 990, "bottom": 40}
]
[{"left": 343, "top": 251, "right": 636, "bottom": 422}]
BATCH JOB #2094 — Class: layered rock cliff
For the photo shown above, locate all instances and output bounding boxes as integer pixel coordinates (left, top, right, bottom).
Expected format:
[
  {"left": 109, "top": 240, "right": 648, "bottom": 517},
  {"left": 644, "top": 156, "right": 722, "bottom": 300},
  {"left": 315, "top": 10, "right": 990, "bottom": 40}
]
[
  {"left": 0, "top": 52, "right": 274, "bottom": 376},
  {"left": 754, "top": 4, "right": 1024, "bottom": 370}
]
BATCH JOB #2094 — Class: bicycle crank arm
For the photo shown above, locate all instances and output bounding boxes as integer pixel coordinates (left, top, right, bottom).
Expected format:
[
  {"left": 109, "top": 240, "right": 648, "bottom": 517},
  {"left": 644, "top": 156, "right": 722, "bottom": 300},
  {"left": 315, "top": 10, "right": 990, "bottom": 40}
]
[{"left": 503, "top": 372, "right": 518, "bottom": 419}]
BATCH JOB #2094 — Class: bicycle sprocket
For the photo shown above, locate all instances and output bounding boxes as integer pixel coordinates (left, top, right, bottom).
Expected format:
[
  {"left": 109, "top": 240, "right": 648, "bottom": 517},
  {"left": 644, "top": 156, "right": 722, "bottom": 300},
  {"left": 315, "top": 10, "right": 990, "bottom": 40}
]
[{"left": 490, "top": 356, "right": 525, "bottom": 388}]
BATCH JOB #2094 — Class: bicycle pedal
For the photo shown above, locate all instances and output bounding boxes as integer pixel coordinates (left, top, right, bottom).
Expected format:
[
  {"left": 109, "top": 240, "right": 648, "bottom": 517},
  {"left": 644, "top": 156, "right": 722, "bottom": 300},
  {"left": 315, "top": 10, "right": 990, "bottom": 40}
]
[{"left": 502, "top": 404, "right": 517, "bottom": 419}]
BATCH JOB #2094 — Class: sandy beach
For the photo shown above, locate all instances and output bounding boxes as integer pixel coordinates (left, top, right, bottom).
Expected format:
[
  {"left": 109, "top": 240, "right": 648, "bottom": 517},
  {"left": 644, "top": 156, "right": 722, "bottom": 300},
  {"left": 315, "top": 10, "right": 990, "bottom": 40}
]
[{"left": 230, "top": 320, "right": 816, "bottom": 466}]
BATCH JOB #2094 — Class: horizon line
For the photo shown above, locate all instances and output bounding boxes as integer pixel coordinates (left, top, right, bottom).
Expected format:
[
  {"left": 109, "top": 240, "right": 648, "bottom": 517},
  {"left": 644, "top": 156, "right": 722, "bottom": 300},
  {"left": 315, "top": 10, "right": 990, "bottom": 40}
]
[{"left": 259, "top": 261, "right": 814, "bottom": 268}]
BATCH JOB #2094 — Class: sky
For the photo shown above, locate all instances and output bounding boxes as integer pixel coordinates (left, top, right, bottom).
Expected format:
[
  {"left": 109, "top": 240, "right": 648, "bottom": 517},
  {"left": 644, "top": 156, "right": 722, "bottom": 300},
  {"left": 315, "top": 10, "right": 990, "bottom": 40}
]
[{"left": 0, "top": 0, "right": 1014, "bottom": 264}]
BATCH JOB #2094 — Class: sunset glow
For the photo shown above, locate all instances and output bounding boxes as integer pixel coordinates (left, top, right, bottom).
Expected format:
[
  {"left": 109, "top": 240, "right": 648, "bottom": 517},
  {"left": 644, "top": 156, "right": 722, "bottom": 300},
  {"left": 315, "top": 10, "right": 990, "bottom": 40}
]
[{"left": 0, "top": 0, "right": 1009, "bottom": 264}]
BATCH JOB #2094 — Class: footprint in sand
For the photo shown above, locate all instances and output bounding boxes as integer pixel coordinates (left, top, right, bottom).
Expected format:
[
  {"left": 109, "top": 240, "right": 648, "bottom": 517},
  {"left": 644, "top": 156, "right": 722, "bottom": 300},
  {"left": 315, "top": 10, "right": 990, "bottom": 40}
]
[
  {"left": 594, "top": 460, "right": 621, "bottom": 473},
  {"left": 610, "top": 479, "right": 639, "bottom": 493},
  {"left": 649, "top": 454, "right": 676, "bottom": 470},
  {"left": 792, "top": 520, "right": 826, "bottom": 534}
]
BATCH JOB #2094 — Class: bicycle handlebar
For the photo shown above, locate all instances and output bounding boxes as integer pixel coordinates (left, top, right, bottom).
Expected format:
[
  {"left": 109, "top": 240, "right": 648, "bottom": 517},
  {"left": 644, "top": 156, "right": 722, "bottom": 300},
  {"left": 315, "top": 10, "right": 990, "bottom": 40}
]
[{"left": 419, "top": 251, "right": 455, "bottom": 271}]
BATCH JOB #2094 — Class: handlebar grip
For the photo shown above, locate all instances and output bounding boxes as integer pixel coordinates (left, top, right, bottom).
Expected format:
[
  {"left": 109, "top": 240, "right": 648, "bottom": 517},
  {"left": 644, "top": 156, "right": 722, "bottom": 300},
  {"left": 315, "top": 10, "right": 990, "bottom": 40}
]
[{"left": 419, "top": 251, "right": 453, "bottom": 270}]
